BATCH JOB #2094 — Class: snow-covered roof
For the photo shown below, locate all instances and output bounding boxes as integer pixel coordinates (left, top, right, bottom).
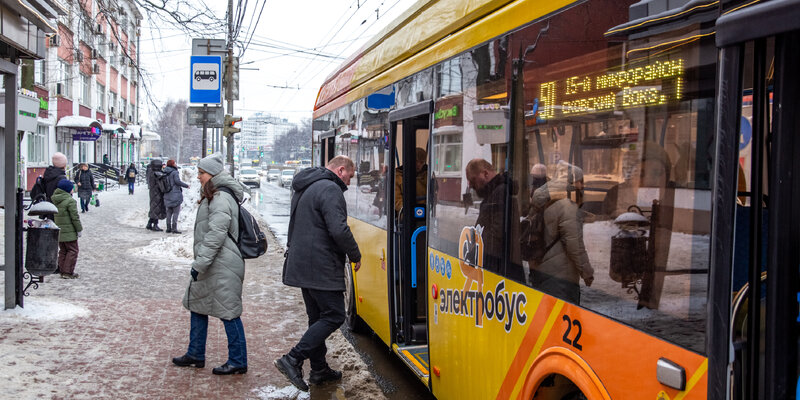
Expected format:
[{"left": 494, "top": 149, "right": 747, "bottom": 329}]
[
  {"left": 56, "top": 116, "right": 102, "bottom": 129},
  {"left": 125, "top": 124, "right": 143, "bottom": 140},
  {"left": 102, "top": 123, "right": 125, "bottom": 133},
  {"left": 141, "top": 131, "right": 161, "bottom": 141}
]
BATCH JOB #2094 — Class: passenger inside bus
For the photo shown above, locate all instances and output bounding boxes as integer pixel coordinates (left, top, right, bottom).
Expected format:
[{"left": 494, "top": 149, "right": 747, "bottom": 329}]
[{"left": 394, "top": 147, "right": 428, "bottom": 214}]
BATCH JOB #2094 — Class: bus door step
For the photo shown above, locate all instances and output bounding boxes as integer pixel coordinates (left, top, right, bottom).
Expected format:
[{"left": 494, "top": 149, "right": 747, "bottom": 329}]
[
  {"left": 411, "top": 323, "right": 427, "bottom": 343},
  {"left": 392, "top": 344, "right": 430, "bottom": 385}
]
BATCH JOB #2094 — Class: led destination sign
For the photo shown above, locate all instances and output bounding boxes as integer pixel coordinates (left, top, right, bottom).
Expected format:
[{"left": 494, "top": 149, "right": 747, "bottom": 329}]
[{"left": 538, "top": 58, "right": 684, "bottom": 119}]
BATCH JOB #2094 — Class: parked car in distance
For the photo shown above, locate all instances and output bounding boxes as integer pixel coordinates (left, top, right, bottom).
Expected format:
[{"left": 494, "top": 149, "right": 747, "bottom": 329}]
[
  {"left": 279, "top": 169, "right": 296, "bottom": 188},
  {"left": 238, "top": 168, "right": 261, "bottom": 188},
  {"left": 267, "top": 168, "right": 281, "bottom": 182}
]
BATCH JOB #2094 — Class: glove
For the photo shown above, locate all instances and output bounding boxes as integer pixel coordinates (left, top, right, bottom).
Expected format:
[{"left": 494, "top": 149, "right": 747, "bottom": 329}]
[
  {"left": 190, "top": 268, "right": 198, "bottom": 281},
  {"left": 77, "top": 231, "right": 82, "bottom": 238}
]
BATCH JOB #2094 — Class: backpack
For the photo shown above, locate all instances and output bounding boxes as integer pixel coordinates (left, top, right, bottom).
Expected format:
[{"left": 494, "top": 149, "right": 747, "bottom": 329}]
[
  {"left": 520, "top": 200, "right": 560, "bottom": 264},
  {"left": 30, "top": 176, "right": 46, "bottom": 203},
  {"left": 156, "top": 171, "right": 172, "bottom": 193},
  {"left": 218, "top": 186, "right": 268, "bottom": 259}
]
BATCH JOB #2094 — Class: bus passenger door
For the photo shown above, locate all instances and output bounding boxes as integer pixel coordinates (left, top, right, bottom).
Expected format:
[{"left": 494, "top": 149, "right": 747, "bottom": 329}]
[
  {"left": 713, "top": 4, "right": 800, "bottom": 400},
  {"left": 388, "top": 102, "right": 432, "bottom": 381}
]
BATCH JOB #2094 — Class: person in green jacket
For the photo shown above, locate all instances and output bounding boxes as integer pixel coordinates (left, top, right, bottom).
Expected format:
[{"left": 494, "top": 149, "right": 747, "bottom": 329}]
[
  {"left": 52, "top": 179, "right": 82, "bottom": 279},
  {"left": 172, "top": 153, "right": 247, "bottom": 375}
]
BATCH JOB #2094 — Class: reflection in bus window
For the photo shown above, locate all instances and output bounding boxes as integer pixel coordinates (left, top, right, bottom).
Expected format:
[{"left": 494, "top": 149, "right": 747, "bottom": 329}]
[
  {"left": 505, "top": 1, "right": 712, "bottom": 353},
  {"left": 429, "top": 41, "right": 515, "bottom": 279}
]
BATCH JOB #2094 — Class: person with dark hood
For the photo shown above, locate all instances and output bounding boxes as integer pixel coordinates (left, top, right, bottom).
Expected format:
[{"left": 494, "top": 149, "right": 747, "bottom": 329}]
[
  {"left": 464, "top": 158, "right": 523, "bottom": 281},
  {"left": 125, "top": 163, "right": 138, "bottom": 195},
  {"left": 163, "top": 159, "right": 190, "bottom": 234},
  {"left": 274, "top": 155, "right": 362, "bottom": 392},
  {"left": 74, "top": 163, "right": 95, "bottom": 213},
  {"left": 146, "top": 159, "right": 166, "bottom": 231},
  {"left": 173, "top": 153, "right": 248, "bottom": 375},
  {"left": 39, "top": 152, "right": 68, "bottom": 202}
]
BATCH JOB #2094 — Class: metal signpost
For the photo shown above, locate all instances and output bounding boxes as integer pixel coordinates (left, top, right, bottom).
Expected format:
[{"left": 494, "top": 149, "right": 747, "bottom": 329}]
[{"left": 189, "top": 55, "right": 222, "bottom": 156}]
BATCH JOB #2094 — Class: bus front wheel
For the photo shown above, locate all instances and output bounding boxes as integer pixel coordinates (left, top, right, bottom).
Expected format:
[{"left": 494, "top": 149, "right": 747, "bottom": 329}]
[{"left": 344, "top": 261, "right": 367, "bottom": 333}]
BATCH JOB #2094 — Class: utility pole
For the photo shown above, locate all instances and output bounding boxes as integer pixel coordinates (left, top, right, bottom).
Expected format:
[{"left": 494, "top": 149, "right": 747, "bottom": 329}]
[{"left": 226, "top": 0, "right": 235, "bottom": 177}]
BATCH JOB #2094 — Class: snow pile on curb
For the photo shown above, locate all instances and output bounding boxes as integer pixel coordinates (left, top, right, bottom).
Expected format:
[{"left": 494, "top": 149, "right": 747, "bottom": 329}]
[
  {"left": 251, "top": 385, "right": 310, "bottom": 400},
  {"left": 0, "top": 297, "right": 90, "bottom": 322},
  {"left": 129, "top": 235, "right": 194, "bottom": 265}
]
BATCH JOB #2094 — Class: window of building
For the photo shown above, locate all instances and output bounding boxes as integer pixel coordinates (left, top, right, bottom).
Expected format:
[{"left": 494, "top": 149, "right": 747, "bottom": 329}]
[
  {"left": 60, "top": 61, "right": 72, "bottom": 97},
  {"left": 34, "top": 60, "right": 46, "bottom": 85},
  {"left": 27, "top": 125, "right": 48, "bottom": 164},
  {"left": 80, "top": 73, "right": 90, "bottom": 106},
  {"left": 96, "top": 83, "right": 105, "bottom": 111}
]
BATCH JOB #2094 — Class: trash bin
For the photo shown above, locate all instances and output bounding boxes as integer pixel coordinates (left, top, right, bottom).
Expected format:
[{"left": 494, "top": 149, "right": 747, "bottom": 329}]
[{"left": 25, "top": 228, "right": 59, "bottom": 277}]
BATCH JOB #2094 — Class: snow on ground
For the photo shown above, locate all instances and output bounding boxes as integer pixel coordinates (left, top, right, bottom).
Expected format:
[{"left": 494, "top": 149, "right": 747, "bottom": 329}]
[
  {"left": 0, "top": 296, "right": 90, "bottom": 322},
  {"left": 252, "top": 385, "right": 311, "bottom": 400},
  {"left": 0, "top": 180, "right": 387, "bottom": 399}
]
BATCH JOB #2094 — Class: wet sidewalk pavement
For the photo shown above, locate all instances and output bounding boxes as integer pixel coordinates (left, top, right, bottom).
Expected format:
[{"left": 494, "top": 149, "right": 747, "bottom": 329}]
[{"left": 0, "top": 185, "right": 385, "bottom": 399}]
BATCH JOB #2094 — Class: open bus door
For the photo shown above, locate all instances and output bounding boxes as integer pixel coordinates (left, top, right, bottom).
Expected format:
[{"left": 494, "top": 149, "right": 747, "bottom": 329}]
[
  {"left": 388, "top": 101, "right": 432, "bottom": 383},
  {"left": 710, "top": 2, "right": 800, "bottom": 399}
]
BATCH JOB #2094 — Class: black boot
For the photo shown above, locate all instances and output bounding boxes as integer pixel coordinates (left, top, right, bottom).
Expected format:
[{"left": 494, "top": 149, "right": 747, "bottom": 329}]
[
  {"left": 152, "top": 224, "right": 163, "bottom": 232},
  {"left": 309, "top": 366, "right": 342, "bottom": 385},
  {"left": 165, "top": 222, "right": 172, "bottom": 233},
  {"left": 172, "top": 354, "right": 204, "bottom": 368},
  {"left": 274, "top": 354, "right": 308, "bottom": 391},
  {"left": 146, "top": 220, "right": 153, "bottom": 230}
]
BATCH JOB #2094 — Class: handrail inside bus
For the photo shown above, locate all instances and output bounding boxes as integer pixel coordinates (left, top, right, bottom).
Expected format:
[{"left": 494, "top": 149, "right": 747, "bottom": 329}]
[{"left": 410, "top": 226, "right": 427, "bottom": 288}]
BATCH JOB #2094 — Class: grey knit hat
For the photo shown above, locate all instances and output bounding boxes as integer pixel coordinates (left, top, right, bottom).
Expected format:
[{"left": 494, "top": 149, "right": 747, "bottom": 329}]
[{"left": 198, "top": 153, "right": 224, "bottom": 176}]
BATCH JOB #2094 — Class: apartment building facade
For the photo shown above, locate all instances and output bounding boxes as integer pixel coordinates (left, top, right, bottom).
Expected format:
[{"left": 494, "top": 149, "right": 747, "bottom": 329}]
[{"left": 22, "top": 0, "right": 143, "bottom": 189}]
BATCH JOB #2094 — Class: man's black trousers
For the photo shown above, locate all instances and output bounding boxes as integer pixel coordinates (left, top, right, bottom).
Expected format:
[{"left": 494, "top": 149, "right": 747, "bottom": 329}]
[{"left": 289, "top": 288, "right": 346, "bottom": 371}]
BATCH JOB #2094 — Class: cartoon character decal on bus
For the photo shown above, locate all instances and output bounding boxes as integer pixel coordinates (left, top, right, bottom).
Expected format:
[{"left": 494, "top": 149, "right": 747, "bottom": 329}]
[{"left": 459, "top": 225, "right": 485, "bottom": 326}]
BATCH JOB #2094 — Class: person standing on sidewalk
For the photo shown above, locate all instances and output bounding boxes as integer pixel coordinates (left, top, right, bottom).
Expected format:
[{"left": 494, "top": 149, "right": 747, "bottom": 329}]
[
  {"left": 274, "top": 155, "right": 362, "bottom": 391},
  {"left": 52, "top": 179, "right": 82, "bottom": 279},
  {"left": 39, "top": 152, "right": 68, "bottom": 202},
  {"left": 145, "top": 159, "right": 166, "bottom": 231},
  {"left": 173, "top": 153, "right": 248, "bottom": 375},
  {"left": 163, "top": 159, "right": 190, "bottom": 234},
  {"left": 125, "top": 163, "right": 137, "bottom": 195},
  {"left": 75, "top": 163, "right": 94, "bottom": 213}
]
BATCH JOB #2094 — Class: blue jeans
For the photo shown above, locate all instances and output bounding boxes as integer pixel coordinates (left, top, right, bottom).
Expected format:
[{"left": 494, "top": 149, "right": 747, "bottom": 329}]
[
  {"left": 79, "top": 196, "right": 90, "bottom": 212},
  {"left": 187, "top": 312, "right": 247, "bottom": 367},
  {"left": 128, "top": 181, "right": 135, "bottom": 193}
]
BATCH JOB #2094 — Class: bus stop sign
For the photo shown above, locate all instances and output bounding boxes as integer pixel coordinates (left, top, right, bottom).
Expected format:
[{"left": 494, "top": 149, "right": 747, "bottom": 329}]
[{"left": 190, "top": 55, "right": 222, "bottom": 104}]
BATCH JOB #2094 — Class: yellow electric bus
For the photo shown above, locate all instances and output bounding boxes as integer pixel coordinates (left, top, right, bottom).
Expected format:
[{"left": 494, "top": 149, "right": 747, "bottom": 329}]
[{"left": 311, "top": 0, "right": 800, "bottom": 398}]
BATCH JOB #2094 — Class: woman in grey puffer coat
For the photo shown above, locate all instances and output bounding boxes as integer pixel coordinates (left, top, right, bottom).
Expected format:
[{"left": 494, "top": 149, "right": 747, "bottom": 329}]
[
  {"left": 172, "top": 153, "right": 247, "bottom": 375},
  {"left": 163, "top": 159, "right": 190, "bottom": 234}
]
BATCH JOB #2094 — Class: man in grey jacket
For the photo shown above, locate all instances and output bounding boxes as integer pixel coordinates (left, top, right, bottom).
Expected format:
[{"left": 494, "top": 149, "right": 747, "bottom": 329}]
[{"left": 275, "top": 155, "right": 362, "bottom": 392}]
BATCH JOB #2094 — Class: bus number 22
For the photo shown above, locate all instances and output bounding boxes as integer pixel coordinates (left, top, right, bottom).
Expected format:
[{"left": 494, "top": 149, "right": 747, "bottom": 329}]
[{"left": 561, "top": 315, "right": 583, "bottom": 350}]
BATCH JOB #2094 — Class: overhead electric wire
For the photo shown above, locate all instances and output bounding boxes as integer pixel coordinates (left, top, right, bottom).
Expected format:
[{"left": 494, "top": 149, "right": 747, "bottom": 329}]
[
  {"left": 240, "top": 0, "right": 268, "bottom": 56},
  {"left": 268, "top": 0, "right": 375, "bottom": 110}
]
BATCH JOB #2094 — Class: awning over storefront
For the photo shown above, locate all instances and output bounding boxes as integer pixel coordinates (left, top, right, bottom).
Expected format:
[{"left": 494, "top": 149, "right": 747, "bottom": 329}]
[
  {"left": 102, "top": 123, "right": 125, "bottom": 133},
  {"left": 125, "top": 124, "right": 142, "bottom": 140},
  {"left": 57, "top": 116, "right": 103, "bottom": 141},
  {"left": 141, "top": 131, "right": 162, "bottom": 141}
]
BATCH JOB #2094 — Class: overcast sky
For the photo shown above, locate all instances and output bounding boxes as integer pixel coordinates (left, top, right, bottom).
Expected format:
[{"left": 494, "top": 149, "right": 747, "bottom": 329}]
[{"left": 137, "top": 0, "right": 418, "bottom": 125}]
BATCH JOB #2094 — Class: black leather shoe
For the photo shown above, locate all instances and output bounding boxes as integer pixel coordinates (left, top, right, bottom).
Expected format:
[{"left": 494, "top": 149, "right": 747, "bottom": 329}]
[
  {"left": 152, "top": 225, "right": 163, "bottom": 232},
  {"left": 274, "top": 354, "right": 308, "bottom": 391},
  {"left": 172, "top": 230, "right": 182, "bottom": 234},
  {"left": 212, "top": 363, "right": 247, "bottom": 375},
  {"left": 309, "top": 366, "right": 342, "bottom": 385},
  {"left": 172, "top": 354, "right": 204, "bottom": 368},
  {"left": 165, "top": 228, "right": 173, "bottom": 233}
]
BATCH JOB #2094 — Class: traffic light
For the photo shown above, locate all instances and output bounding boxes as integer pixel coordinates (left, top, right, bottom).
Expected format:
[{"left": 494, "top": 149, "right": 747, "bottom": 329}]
[{"left": 223, "top": 114, "right": 242, "bottom": 137}]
